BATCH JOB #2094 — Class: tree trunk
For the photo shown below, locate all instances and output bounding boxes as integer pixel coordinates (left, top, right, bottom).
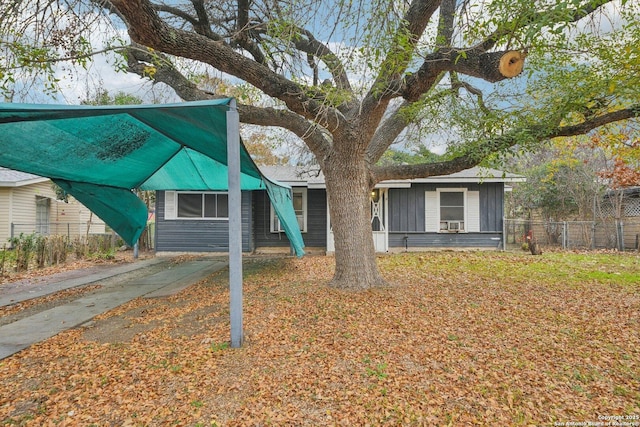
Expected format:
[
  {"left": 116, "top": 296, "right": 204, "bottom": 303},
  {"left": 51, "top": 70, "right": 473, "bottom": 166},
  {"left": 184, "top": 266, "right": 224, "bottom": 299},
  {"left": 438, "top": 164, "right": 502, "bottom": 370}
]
[{"left": 324, "top": 157, "right": 387, "bottom": 289}]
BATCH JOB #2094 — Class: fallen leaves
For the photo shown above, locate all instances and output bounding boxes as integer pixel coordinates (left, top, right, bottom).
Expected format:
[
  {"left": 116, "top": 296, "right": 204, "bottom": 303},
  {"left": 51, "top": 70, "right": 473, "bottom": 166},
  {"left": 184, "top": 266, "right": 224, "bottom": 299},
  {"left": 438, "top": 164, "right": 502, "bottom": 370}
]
[
  {"left": 1, "top": 252, "right": 639, "bottom": 425},
  {"left": 0, "top": 285, "right": 102, "bottom": 320}
]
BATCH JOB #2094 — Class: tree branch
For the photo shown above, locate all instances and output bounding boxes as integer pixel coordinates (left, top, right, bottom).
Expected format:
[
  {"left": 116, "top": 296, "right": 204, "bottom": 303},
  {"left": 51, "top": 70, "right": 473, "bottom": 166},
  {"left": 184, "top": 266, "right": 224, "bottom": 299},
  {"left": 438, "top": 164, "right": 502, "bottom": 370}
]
[
  {"left": 123, "top": 42, "right": 334, "bottom": 162},
  {"left": 366, "top": 101, "right": 413, "bottom": 164},
  {"left": 232, "top": 0, "right": 267, "bottom": 64},
  {"left": 371, "top": 105, "right": 640, "bottom": 183},
  {"left": 361, "top": 0, "right": 442, "bottom": 112},
  {"left": 436, "top": 0, "right": 456, "bottom": 49},
  {"left": 472, "top": 0, "right": 615, "bottom": 52},
  {"left": 239, "top": 104, "right": 333, "bottom": 161},
  {"left": 400, "top": 48, "right": 525, "bottom": 102},
  {"left": 109, "top": 0, "right": 346, "bottom": 131},
  {"left": 366, "top": 75, "right": 494, "bottom": 165},
  {"left": 381, "top": 0, "right": 614, "bottom": 104},
  {"left": 451, "top": 74, "right": 491, "bottom": 115},
  {"left": 552, "top": 105, "right": 640, "bottom": 138},
  {"left": 124, "top": 43, "right": 214, "bottom": 102},
  {"left": 290, "top": 28, "right": 351, "bottom": 92}
]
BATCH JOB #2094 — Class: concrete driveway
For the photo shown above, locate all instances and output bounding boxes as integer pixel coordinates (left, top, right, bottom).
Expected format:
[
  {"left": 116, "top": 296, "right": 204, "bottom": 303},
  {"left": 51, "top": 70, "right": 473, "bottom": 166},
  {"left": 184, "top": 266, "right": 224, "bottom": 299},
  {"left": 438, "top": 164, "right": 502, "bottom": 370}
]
[{"left": 0, "top": 256, "right": 227, "bottom": 360}]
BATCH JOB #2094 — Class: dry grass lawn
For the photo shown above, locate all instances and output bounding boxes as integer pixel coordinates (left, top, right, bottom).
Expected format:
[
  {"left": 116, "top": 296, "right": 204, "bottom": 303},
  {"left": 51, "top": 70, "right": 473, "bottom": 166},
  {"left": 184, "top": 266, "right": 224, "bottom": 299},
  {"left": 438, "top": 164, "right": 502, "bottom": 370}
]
[{"left": 1, "top": 251, "right": 639, "bottom": 426}]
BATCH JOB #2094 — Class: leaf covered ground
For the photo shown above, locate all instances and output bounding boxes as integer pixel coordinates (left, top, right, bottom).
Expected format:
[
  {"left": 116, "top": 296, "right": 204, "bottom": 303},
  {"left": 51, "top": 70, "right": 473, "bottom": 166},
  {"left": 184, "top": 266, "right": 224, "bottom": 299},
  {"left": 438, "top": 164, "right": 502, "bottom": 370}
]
[{"left": 0, "top": 251, "right": 639, "bottom": 426}]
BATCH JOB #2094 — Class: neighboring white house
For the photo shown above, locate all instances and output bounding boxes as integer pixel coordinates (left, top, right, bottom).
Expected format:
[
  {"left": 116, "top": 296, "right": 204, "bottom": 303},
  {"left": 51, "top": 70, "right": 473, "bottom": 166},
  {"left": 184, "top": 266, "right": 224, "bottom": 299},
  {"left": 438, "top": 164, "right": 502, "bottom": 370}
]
[{"left": 0, "top": 167, "right": 105, "bottom": 245}]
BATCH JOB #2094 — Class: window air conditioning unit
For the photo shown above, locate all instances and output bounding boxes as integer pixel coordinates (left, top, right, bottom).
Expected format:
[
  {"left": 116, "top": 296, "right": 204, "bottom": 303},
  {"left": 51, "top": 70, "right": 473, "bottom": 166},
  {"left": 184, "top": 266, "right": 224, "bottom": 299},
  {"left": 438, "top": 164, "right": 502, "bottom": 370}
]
[{"left": 447, "top": 221, "right": 462, "bottom": 232}]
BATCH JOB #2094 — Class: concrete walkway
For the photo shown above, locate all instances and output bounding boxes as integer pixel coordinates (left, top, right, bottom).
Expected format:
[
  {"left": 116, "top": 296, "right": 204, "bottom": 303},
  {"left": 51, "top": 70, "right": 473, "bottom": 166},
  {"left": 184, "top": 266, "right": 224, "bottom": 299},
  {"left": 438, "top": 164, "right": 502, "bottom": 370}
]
[{"left": 0, "top": 257, "right": 227, "bottom": 360}]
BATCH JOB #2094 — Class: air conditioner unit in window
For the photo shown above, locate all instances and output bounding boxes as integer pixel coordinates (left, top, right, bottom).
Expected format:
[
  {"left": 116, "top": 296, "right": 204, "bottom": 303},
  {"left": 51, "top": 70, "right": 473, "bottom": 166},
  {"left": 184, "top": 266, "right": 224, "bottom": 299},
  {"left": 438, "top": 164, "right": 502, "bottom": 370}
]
[{"left": 447, "top": 221, "right": 462, "bottom": 231}]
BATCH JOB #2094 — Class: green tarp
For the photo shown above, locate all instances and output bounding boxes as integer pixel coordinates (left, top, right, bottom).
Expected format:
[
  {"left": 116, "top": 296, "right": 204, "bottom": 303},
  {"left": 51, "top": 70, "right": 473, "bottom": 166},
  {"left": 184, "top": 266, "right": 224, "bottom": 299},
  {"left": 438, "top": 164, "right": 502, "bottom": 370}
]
[{"left": 0, "top": 99, "right": 305, "bottom": 256}]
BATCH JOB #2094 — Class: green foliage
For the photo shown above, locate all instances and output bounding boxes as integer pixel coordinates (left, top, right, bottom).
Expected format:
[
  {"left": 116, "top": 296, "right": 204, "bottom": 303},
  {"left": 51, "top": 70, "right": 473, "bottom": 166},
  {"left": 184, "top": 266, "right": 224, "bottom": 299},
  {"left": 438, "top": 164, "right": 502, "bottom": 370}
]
[
  {"left": 377, "top": 251, "right": 640, "bottom": 291},
  {"left": 508, "top": 149, "right": 604, "bottom": 221},
  {"left": 0, "top": 4, "right": 115, "bottom": 100},
  {"left": 210, "top": 341, "right": 230, "bottom": 352},
  {"left": 8, "top": 233, "right": 36, "bottom": 272},
  {"left": 81, "top": 90, "right": 143, "bottom": 106},
  {"left": 73, "top": 235, "right": 123, "bottom": 259},
  {"left": 365, "top": 362, "right": 388, "bottom": 379},
  {"left": 0, "top": 243, "right": 12, "bottom": 276},
  {"left": 52, "top": 183, "right": 68, "bottom": 202},
  {"left": 0, "top": 36, "right": 60, "bottom": 99},
  {"left": 377, "top": 147, "right": 443, "bottom": 166},
  {"left": 0, "top": 234, "right": 121, "bottom": 274}
]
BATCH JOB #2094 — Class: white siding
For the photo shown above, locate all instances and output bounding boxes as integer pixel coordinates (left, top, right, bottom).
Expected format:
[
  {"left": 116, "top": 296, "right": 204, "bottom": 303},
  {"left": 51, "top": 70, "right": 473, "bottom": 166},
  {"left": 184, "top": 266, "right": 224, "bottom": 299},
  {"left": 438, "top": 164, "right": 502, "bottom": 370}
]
[
  {"left": 12, "top": 181, "right": 55, "bottom": 227},
  {"left": 73, "top": 201, "right": 106, "bottom": 234},
  {"left": 0, "top": 180, "right": 105, "bottom": 241},
  {"left": 0, "top": 188, "right": 10, "bottom": 244}
]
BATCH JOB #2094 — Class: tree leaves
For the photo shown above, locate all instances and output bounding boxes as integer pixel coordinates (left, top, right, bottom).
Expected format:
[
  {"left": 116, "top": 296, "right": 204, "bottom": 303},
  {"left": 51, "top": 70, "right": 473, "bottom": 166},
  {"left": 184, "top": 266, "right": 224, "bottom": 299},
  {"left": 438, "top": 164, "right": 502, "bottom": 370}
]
[{"left": 1, "top": 252, "right": 638, "bottom": 425}]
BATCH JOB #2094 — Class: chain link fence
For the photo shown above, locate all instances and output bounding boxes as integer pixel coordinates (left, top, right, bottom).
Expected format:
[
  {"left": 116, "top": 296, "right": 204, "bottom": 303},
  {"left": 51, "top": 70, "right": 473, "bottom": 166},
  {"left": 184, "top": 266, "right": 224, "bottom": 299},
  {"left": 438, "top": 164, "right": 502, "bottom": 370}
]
[
  {"left": 9, "top": 222, "right": 155, "bottom": 251},
  {"left": 11, "top": 221, "right": 105, "bottom": 240},
  {"left": 504, "top": 218, "right": 640, "bottom": 252}
]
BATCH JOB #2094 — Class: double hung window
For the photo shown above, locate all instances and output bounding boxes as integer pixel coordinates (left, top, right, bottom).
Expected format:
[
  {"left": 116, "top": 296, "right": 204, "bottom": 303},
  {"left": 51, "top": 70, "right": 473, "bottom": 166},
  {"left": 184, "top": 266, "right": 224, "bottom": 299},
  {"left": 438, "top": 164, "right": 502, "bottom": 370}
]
[
  {"left": 271, "top": 188, "right": 307, "bottom": 232},
  {"left": 425, "top": 188, "right": 480, "bottom": 233},
  {"left": 439, "top": 190, "right": 465, "bottom": 232},
  {"left": 175, "top": 192, "right": 229, "bottom": 219}
]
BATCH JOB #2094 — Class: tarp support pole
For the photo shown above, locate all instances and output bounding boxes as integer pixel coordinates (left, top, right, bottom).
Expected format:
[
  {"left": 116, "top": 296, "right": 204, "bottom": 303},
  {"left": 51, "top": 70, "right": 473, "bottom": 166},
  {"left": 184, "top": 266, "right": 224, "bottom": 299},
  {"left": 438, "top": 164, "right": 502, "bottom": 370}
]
[{"left": 227, "top": 101, "right": 243, "bottom": 348}]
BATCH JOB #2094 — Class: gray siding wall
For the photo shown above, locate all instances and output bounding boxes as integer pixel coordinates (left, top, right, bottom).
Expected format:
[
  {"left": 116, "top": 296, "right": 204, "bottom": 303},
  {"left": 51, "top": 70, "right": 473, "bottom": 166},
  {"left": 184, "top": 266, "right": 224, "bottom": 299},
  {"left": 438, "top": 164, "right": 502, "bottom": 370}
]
[
  {"left": 389, "top": 232, "right": 503, "bottom": 249},
  {"left": 388, "top": 183, "right": 504, "bottom": 232},
  {"left": 253, "top": 188, "right": 327, "bottom": 249},
  {"left": 479, "top": 182, "right": 505, "bottom": 232},
  {"left": 388, "top": 186, "right": 426, "bottom": 232},
  {"left": 387, "top": 182, "right": 504, "bottom": 249},
  {"left": 155, "top": 190, "right": 253, "bottom": 252}
]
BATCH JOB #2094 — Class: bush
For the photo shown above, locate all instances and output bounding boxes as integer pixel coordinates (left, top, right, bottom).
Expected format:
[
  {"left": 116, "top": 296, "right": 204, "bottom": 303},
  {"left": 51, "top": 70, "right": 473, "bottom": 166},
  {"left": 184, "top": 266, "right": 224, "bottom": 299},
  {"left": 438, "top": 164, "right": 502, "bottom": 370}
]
[
  {"left": 2, "top": 233, "right": 121, "bottom": 274},
  {"left": 0, "top": 243, "right": 15, "bottom": 276},
  {"left": 9, "top": 233, "right": 36, "bottom": 272}
]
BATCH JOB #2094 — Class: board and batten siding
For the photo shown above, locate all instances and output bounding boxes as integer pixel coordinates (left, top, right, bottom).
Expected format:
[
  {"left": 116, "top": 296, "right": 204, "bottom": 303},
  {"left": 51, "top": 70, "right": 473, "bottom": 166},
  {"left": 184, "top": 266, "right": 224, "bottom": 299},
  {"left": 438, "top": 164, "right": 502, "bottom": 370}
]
[
  {"left": 387, "top": 182, "right": 505, "bottom": 249},
  {"left": 155, "top": 190, "right": 253, "bottom": 253},
  {"left": 252, "top": 188, "right": 327, "bottom": 250}
]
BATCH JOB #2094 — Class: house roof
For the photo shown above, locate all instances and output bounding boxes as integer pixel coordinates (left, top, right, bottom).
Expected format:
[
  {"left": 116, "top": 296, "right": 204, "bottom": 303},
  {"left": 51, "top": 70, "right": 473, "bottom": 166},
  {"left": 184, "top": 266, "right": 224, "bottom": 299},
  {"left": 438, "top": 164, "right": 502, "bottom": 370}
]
[
  {"left": 0, "top": 167, "right": 49, "bottom": 187},
  {"left": 259, "top": 165, "right": 525, "bottom": 188}
]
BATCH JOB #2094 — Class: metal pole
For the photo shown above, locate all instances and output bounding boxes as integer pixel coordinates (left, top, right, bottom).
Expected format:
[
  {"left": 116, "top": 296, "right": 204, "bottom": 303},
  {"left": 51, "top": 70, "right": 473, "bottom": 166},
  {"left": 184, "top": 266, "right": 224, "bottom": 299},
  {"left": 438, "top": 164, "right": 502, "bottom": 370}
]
[{"left": 227, "top": 100, "right": 244, "bottom": 348}]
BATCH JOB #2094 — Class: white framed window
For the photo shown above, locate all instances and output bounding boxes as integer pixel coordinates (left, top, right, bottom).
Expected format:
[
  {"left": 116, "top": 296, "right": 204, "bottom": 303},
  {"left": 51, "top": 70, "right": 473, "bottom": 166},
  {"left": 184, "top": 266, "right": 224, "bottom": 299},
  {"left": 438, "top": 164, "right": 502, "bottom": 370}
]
[
  {"left": 165, "top": 191, "right": 229, "bottom": 220},
  {"left": 439, "top": 189, "right": 466, "bottom": 232},
  {"left": 271, "top": 188, "right": 307, "bottom": 233},
  {"left": 425, "top": 188, "right": 480, "bottom": 233}
]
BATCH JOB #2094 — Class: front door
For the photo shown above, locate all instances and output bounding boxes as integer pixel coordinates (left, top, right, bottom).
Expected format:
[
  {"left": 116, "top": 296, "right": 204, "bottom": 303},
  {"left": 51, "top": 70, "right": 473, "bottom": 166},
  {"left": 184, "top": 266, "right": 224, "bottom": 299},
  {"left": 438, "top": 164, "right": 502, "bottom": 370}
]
[
  {"left": 326, "top": 188, "right": 388, "bottom": 253},
  {"left": 370, "top": 188, "right": 388, "bottom": 252}
]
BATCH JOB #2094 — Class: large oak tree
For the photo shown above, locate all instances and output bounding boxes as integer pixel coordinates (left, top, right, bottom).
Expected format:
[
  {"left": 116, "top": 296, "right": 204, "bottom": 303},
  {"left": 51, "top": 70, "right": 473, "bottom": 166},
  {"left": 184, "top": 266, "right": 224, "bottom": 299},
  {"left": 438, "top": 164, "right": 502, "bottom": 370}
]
[{"left": 2, "top": 0, "right": 639, "bottom": 289}]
